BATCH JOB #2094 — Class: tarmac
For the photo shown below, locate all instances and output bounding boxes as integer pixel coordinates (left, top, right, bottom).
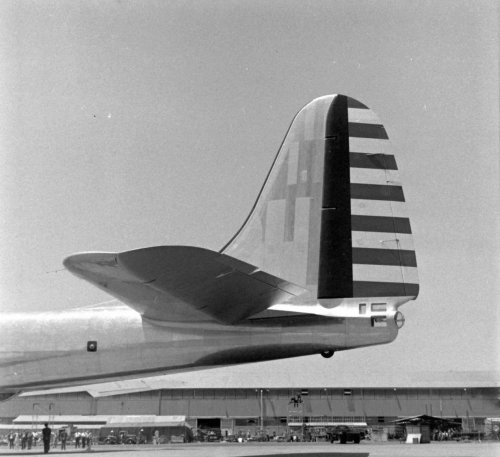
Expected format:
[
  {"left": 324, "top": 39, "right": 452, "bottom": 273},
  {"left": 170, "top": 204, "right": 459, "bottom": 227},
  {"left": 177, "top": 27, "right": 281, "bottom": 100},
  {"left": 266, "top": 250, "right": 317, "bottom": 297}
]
[{"left": 0, "top": 441, "right": 499, "bottom": 457}]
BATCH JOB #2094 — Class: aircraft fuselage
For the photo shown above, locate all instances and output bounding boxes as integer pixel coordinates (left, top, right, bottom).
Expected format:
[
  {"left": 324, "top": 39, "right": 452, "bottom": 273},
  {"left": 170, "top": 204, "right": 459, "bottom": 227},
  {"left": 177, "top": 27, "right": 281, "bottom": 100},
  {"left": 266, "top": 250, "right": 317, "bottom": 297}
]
[{"left": 0, "top": 304, "right": 398, "bottom": 393}]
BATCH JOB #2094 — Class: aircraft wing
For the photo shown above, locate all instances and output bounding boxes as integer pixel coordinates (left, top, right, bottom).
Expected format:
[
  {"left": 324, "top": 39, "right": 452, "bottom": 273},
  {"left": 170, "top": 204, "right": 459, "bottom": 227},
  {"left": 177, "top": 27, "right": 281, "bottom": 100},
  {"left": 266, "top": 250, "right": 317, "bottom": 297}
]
[{"left": 64, "top": 246, "right": 307, "bottom": 324}]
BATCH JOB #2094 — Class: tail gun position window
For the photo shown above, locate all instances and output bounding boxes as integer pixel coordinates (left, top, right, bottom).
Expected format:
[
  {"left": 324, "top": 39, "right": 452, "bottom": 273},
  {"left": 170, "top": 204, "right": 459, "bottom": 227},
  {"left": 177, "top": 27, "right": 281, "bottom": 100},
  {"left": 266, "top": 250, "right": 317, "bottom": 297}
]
[{"left": 371, "top": 303, "right": 387, "bottom": 312}]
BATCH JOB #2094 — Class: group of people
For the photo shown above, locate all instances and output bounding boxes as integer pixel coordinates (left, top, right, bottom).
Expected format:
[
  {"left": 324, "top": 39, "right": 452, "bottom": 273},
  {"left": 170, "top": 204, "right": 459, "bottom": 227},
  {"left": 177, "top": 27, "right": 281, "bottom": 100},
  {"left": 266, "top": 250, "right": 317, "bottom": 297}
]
[
  {"left": 72, "top": 430, "right": 93, "bottom": 448},
  {"left": 289, "top": 394, "right": 303, "bottom": 407},
  {"left": 7, "top": 424, "right": 55, "bottom": 453},
  {"left": 432, "top": 428, "right": 458, "bottom": 441},
  {"left": 7, "top": 430, "right": 36, "bottom": 450},
  {"left": 6, "top": 424, "right": 93, "bottom": 453}
]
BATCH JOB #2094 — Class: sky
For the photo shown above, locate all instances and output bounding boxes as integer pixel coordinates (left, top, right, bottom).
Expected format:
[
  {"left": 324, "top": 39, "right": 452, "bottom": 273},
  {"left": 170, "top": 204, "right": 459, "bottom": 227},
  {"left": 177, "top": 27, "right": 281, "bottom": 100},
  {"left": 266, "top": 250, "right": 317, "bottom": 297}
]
[{"left": 0, "top": 0, "right": 498, "bottom": 386}]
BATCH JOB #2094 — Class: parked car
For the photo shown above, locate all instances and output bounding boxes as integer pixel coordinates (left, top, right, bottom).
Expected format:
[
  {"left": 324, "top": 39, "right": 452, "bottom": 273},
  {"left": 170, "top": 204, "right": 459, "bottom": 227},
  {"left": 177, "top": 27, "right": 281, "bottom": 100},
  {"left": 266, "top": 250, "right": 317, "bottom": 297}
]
[
  {"left": 103, "top": 435, "right": 118, "bottom": 445},
  {"left": 103, "top": 433, "right": 137, "bottom": 444},
  {"left": 122, "top": 434, "right": 137, "bottom": 444},
  {"left": 206, "top": 431, "right": 221, "bottom": 442}
]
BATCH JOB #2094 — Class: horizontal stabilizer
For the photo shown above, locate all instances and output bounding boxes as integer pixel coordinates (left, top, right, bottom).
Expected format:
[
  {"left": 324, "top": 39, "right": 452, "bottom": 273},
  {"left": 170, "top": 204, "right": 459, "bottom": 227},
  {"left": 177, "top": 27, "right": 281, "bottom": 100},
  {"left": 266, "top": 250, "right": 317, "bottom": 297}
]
[{"left": 64, "top": 246, "right": 307, "bottom": 324}]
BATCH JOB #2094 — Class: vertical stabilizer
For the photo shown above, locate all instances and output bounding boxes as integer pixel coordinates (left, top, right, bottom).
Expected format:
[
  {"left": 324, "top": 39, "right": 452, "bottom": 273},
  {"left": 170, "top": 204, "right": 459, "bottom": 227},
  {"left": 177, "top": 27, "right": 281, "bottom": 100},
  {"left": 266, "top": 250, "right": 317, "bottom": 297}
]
[{"left": 221, "top": 95, "right": 418, "bottom": 303}]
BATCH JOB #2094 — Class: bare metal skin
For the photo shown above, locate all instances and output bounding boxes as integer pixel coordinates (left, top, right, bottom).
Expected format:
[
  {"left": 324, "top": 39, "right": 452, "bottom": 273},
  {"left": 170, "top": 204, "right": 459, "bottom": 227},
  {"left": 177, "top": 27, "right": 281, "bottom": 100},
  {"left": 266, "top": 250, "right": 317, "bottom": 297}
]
[
  {"left": 0, "top": 303, "right": 397, "bottom": 392},
  {"left": 0, "top": 95, "right": 417, "bottom": 394}
]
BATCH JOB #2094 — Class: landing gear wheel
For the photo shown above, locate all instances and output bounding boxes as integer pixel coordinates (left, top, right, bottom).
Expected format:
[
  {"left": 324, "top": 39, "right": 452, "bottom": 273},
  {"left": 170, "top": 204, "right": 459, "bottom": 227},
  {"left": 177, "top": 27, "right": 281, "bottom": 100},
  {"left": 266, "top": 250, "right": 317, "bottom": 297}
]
[{"left": 321, "top": 350, "right": 335, "bottom": 358}]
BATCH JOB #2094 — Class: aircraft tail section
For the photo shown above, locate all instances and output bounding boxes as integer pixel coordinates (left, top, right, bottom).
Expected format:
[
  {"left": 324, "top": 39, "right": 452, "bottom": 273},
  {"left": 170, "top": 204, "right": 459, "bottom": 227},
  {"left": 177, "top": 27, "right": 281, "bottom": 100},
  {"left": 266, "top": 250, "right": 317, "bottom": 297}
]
[{"left": 221, "top": 95, "right": 419, "bottom": 303}]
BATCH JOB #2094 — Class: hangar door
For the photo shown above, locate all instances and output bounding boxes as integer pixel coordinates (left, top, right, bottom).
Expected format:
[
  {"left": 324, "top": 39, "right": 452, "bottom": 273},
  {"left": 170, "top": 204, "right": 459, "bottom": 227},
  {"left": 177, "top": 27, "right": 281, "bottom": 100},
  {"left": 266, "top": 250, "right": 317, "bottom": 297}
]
[{"left": 197, "top": 418, "right": 221, "bottom": 430}]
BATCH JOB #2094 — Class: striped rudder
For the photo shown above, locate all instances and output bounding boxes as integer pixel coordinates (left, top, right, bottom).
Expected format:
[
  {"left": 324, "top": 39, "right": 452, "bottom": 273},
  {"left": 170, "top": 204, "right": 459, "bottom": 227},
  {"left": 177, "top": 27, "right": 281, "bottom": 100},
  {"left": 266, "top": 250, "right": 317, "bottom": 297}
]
[
  {"left": 346, "top": 97, "right": 418, "bottom": 299},
  {"left": 222, "top": 95, "right": 419, "bottom": 303}
]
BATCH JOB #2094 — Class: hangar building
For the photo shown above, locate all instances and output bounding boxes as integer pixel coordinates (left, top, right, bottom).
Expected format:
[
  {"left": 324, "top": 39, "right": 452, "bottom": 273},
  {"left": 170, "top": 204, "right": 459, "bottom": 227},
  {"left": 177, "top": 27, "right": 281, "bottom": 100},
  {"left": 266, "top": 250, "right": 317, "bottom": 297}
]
[{"left": 1, "top": 368, "right": 498, "bottom": 439}]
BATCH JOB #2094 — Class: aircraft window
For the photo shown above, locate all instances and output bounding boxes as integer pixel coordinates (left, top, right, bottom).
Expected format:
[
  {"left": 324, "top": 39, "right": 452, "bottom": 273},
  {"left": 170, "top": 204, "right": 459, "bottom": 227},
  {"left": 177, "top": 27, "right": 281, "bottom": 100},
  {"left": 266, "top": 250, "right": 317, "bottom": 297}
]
[
  {"left": 371, "top": 303, "right": 387, "bottom": 312},
  {"left": 371, "top": 316, "right": 387, "bottom": 327},
  {"left": 359, "top": 303, "right": 366, "bottom": 314}
]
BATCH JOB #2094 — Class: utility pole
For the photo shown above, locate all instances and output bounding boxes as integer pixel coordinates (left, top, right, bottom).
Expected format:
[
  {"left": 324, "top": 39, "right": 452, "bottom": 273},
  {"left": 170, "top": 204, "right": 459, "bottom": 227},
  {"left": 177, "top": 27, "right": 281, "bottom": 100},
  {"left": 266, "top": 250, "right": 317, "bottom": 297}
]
[
  {"left": 260, "top": 389, "right": 264, "bottom": 432},
  {"left": 32, "top": 403, "right": 40, "bottom": 431},
  {"left": 158, "top": 390, "right": 163, "bottom": 416},
  {"left": 48, "top": 403, "right": 55, "bottom": 429}
]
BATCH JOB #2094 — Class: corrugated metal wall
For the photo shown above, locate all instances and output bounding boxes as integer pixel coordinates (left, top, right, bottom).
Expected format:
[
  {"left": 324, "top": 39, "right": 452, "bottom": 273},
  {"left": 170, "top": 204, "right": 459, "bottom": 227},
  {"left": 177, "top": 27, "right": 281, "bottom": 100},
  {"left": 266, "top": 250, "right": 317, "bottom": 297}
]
[{"left": 1, "top": 388, "right": 498, "bottom": 423}]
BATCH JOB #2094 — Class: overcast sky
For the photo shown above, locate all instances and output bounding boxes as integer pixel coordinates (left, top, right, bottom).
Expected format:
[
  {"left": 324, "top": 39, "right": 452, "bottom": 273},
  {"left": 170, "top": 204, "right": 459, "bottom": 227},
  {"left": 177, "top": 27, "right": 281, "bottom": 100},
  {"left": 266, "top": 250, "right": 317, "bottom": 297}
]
[{"left": 0, "top": 0, "right": 498, "bottom": 384}]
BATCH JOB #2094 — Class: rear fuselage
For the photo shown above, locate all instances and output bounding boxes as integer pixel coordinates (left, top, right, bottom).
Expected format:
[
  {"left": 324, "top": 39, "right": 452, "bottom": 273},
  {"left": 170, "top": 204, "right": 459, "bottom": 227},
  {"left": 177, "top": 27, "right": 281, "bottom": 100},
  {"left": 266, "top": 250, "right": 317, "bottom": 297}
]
[{"left": 0, "top": 304, "right": 398, "bottom": 393}]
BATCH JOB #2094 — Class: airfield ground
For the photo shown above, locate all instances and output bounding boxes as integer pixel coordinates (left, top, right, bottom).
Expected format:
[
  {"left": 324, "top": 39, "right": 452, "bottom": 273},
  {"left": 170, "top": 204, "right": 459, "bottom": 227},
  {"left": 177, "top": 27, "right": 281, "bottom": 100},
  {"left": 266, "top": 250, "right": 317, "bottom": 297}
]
[{"left": 0, "top": 441, "right": 499, "bottom": 457}]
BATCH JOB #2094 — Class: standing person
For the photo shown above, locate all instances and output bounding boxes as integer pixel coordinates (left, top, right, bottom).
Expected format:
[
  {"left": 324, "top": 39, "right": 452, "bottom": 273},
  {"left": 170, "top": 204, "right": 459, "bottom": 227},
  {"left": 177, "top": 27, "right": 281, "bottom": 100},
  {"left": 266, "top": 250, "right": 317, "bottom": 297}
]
[
  {"left": 7, "top": 431, "right": 14, "bottom": 449},
  {"left": 154, "top": 429, "right": 160, "bottom": 445},
  {"left": 27, "top": 430, "right": 33, "bottom": 450},
  {"left": 42, "top": 423, "right": 52, "bottom": 454},
  {"left": 60, "top": 429, "right": 67, "bottom": 450}
]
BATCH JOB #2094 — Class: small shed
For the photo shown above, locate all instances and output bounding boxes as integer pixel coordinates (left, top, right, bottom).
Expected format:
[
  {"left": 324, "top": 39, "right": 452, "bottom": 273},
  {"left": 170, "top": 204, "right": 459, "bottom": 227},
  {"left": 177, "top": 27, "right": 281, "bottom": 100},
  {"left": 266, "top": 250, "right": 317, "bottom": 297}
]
[
  {"left": 11, "top": 414, "right": 192, "bottom": 443},
  {"left": 101, "top": 415, "right": 193, "bottom": 443},
  {"left": 393, "top": 414, "right": 460, "bottom": 444}
]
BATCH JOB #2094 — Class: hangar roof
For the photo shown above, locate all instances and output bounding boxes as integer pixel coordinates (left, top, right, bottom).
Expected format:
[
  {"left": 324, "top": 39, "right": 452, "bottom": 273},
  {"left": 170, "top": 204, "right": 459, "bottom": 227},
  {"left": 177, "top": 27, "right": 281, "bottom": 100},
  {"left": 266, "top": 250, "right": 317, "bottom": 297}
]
[{"left": 20, "top": 368, "right": 499, "bottom": 398}]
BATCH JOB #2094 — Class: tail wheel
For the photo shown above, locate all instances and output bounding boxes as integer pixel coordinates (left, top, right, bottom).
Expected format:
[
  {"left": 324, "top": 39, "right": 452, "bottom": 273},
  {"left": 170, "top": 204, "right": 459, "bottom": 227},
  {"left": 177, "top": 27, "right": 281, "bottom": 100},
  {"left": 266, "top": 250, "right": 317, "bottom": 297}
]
[{"left": 321, "top": 350, "right": 335, "bottom": 358}]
